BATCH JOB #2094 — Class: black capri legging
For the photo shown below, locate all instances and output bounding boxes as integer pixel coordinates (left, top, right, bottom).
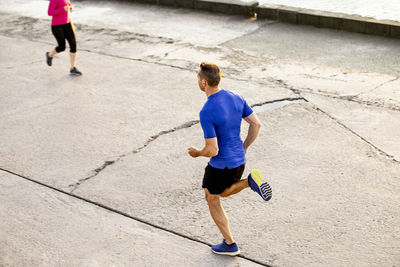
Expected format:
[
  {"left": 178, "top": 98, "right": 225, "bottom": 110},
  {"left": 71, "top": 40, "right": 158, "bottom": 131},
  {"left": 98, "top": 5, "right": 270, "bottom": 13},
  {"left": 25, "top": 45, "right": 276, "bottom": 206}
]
[{"left": 51, "top": 22, "right": 77, "bottom": 53}]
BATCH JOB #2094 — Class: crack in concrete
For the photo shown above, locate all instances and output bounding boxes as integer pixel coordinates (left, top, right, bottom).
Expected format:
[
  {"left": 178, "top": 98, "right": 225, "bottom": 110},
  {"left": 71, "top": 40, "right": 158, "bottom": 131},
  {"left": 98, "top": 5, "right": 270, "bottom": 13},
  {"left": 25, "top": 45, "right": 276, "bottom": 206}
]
[
  {"left": 252, "top": 97, "right": 306, "bottom": 113},
  {"left": 78, "top": 25, "right": 177, "bottom": 45},
  {"left": 69, "top": 120, "right": 200, "bottom": 193},
  {"left": 358, "top": 76, "right": 400, "bottom": 96},
  {"left": 70, "top": 97, "right": 306, "bottom": 193},
  {"left": 0, "top": 167, "right": 270, "bottom": 267},
  {"left": 69, "top": 160, "right": 116, "bottom": 193},
  {"left": 2, "top": 42, "right": 397, "bottom": 172},
  {"left": 293, "top": 88, "right": 400, "bottom": 112},
  {"left": 252, "top": 97, "right": 305, "bottom": 108},
  {"left": 2, "top": 12, "right": 398, "bottom": 187}
]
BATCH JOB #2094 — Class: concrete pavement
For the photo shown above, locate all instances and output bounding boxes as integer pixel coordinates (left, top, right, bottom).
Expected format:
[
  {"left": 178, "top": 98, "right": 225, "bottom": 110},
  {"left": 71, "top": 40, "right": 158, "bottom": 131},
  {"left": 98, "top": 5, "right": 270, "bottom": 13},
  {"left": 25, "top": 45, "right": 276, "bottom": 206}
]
[
  {"left": 1, "top": 1, "right": 399, "bottom": 266},
  {"left": 0, "top": 171, "right": 260, "bottom": 266}
]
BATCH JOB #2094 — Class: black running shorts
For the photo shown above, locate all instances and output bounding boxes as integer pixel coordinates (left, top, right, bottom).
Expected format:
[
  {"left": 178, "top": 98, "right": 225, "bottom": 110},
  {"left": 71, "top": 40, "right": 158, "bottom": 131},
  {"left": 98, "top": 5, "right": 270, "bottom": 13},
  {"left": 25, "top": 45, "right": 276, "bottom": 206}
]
[{"left": 202, "top": 163, "right": 245, "bottom": 195}]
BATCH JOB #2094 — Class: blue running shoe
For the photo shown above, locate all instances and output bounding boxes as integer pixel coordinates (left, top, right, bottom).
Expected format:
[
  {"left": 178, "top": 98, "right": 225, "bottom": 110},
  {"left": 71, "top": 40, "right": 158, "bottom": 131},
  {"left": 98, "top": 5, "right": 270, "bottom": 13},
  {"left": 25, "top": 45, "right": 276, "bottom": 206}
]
[
  {"left": 211, "top": 240, "right": 240, "bottom": 256},
  {"left": 248, "top": 169, "right": 272, "bottom": 201}
]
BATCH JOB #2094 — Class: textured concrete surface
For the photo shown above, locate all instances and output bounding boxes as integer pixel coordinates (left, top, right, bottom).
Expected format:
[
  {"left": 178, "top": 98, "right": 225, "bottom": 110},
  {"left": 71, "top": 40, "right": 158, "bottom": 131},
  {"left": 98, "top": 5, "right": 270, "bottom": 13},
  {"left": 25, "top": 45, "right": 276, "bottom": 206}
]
[
  {"left": 0, "top": 33, "right": 291, "bottom": 190},
  {"left": 0, "top": 172, "right": 260, "bottom": 266},
  {"left": 222, "top": 22, "right": 400, "bottom": 76},
  {"left": 74, "top": 103, "right": 400, "bottom": 266},
  {"left": 1, "top": 1, "right": 399, "bottom": 266},
  {"left": 304, "top": 93, "right": 400, "bottom": 161}
]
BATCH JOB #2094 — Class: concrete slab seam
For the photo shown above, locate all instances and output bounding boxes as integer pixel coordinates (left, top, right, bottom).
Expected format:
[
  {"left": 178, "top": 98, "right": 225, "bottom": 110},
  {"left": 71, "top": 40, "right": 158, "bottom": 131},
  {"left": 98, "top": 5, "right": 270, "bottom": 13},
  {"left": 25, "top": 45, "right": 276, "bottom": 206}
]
[
  {"left": 0, "top": 167, "right": 271, "bottom": 266},
  {"left": 304, "top": 99, "right": 400, "bottom": 164},
  {"left": 293, "top": 88, "right": 400, "bottom": 112},
  {"left": 280, "top": 80, "right": 400, "bottom": 163}
]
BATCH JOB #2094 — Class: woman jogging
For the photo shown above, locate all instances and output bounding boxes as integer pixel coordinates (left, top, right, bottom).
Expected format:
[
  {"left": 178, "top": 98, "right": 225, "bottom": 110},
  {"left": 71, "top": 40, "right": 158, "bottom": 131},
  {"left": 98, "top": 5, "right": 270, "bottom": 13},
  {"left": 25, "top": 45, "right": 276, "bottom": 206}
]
[{"left": 46, "top": 0, "right": 82, "bottom": 76}]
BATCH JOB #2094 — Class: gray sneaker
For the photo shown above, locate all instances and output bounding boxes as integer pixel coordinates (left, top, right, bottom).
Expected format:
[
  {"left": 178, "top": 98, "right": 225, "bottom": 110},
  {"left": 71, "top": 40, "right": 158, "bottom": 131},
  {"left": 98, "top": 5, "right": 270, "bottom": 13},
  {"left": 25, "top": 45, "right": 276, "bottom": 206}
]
[
  {"left": 46, "top": 52, "right": 52, "bottom": 66},
  {"left": 70, "top": 67, "right": 82, "bottom": 76}
]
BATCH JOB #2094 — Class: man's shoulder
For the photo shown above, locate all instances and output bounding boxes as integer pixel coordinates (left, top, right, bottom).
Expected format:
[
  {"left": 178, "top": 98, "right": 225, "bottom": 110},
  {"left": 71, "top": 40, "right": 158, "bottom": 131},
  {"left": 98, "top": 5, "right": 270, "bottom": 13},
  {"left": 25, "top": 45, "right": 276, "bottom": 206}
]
[
  {"left": 200, "top": 103, "right": 212, "bottom": 116},
  {"left": 221, "top": 89, "right": 244, "bottom": 100}
]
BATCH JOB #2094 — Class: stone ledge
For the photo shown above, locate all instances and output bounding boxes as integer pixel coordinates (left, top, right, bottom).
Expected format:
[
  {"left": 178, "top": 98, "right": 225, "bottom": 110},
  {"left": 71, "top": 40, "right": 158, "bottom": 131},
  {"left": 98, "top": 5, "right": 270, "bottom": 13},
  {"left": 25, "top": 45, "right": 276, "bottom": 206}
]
[
  {"left": 256, "top": 4, "right": 400, "bottom": 38},
  {"left": 194, "top": 0, "right": 258, "bottom": 16},
  {"left": 114, "top": 0, "right": 258, "bottom": 16},
  {"left": 91, "top": 0, "right": 400, "bottom": 38}
]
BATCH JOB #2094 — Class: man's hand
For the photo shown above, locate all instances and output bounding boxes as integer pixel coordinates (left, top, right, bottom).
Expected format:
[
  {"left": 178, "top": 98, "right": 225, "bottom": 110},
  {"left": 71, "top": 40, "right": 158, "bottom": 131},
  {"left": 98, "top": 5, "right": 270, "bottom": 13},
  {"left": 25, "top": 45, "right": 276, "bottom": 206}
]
[
  {"left": 188, "top": 147, "right": 200, "bottom": 158},
  {"left": 188, "top": 138, "right": 218, "bottom": 158}
]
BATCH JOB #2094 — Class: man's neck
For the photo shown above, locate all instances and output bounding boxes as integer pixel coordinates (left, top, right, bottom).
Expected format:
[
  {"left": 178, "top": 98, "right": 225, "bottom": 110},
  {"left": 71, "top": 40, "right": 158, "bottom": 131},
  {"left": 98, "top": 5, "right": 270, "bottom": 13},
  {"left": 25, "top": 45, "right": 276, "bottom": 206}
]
[{"left": 206, "top": 86, "right": 220, "bottom": 98}]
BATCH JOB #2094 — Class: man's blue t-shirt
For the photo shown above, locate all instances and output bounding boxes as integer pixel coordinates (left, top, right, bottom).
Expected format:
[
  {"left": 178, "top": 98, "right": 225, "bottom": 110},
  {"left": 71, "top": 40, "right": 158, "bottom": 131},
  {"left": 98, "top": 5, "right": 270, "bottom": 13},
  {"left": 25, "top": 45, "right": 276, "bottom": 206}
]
[{"left": 200, "top": 89, "right": 253, "bottom": 169}]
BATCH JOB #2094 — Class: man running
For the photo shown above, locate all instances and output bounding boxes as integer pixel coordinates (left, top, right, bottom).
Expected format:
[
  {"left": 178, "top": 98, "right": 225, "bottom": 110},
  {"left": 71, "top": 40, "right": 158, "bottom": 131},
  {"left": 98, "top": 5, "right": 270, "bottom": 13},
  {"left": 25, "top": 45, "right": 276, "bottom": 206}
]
[{"left": 188, "top": 62, "right": 272, "bottom": 256}]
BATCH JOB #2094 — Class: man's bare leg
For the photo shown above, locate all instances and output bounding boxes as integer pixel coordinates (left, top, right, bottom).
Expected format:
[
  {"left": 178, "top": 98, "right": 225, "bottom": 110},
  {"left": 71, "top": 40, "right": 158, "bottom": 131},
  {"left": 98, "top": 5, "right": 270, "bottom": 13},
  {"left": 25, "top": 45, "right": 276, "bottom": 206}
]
[
  {"left": 205, "top": 189, "right": 234, "bottom": 244},
  {"left": 220, "top": 179, "right": 249, "bottom": 198}
]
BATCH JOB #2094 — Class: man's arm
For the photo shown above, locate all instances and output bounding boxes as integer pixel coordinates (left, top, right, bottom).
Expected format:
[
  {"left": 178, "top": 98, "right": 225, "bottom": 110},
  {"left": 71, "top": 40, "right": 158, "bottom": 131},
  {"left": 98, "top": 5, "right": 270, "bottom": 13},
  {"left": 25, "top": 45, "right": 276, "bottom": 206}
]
[
  {"left": 243, "top": 113, "right": 262, "bottom": 153},
  {"left": 188, "top": 137, "right": 218, "bottom": 158}
]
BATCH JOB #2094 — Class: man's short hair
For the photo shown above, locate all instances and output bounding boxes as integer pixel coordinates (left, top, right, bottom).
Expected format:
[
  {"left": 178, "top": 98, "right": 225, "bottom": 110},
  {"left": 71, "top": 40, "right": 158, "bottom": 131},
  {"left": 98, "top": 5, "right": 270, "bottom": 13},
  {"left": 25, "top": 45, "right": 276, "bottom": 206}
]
[{"left": 199, "top": 62, "right": 221, "bottom": 87}]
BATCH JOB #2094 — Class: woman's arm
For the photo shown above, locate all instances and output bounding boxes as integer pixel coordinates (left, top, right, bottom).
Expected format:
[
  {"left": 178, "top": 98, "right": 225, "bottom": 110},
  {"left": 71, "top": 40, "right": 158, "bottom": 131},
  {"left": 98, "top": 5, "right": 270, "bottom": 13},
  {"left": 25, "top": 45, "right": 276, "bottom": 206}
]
[{"left": 48, "top": 0, "right": 66, "bottom": 16}]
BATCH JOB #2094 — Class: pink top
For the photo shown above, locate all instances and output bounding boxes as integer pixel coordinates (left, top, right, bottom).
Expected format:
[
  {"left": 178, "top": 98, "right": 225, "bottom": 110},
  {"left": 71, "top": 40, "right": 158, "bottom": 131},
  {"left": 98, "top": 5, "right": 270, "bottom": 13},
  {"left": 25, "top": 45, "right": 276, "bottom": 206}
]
[{"left": 48, "top": 0, "right": 71, "bottom": 26}]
